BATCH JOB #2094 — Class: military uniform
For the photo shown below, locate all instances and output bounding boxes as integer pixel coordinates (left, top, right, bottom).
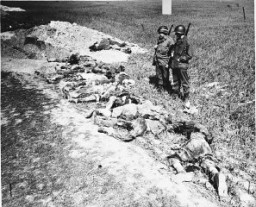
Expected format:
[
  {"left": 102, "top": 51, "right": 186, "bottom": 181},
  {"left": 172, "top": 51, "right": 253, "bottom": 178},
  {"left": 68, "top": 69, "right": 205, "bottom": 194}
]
[
  {"left": 170, "top": 26, "right": 192, "bottom": 101},
  {"left": 153, "top": 26, "right": 174, "bottom": 90}
]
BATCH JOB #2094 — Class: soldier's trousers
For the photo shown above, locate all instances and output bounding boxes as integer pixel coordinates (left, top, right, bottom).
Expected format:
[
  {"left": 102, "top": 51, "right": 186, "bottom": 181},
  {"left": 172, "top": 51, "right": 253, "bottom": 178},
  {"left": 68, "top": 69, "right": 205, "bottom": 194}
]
[
  {"left": 156, "top": 64, "right": 170, "bottom": 89},
  {"left": 172, "top": 68, "right": 190, "bottom": 100}
]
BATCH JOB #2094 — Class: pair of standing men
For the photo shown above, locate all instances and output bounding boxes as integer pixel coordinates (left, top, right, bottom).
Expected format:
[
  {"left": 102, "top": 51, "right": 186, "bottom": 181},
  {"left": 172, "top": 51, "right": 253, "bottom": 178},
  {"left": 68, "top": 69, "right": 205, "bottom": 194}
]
[{"left": 153, "top": 25, "right": 192, "bottom": 107}]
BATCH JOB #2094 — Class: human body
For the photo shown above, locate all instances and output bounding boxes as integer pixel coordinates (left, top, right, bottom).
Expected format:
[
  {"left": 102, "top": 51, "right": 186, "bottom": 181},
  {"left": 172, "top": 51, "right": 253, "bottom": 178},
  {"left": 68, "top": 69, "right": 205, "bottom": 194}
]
[
  {"left": 167, "top": 132, "right": 228, "bottom": 198},
  {"left": 153, "top": 26, "right": 174, "bottom": 91},
  {"left": 170, "top": 25, "right": 193, "bottom": 106}
]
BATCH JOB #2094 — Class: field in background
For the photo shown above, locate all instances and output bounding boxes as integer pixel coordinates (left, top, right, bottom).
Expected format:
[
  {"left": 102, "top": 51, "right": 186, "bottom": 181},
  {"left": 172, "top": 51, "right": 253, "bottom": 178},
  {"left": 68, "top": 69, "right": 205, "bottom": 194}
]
[{"left": 1, "top": 0, "right": 255, "bottom": 182}]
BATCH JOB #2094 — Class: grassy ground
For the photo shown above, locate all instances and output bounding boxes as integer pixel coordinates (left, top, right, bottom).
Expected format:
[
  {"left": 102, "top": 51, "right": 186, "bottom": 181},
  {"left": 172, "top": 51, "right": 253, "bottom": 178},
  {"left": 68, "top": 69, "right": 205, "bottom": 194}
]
[{"left": 1, "top": 0, "right": 255, "bottom": 192}]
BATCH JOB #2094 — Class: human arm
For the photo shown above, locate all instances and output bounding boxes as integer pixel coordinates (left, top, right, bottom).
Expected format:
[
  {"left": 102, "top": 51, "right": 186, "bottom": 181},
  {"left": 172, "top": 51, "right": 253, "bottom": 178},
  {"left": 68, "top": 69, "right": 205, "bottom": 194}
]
[{"left": 179, "top": 37, "right": 193, "bottom": 63}]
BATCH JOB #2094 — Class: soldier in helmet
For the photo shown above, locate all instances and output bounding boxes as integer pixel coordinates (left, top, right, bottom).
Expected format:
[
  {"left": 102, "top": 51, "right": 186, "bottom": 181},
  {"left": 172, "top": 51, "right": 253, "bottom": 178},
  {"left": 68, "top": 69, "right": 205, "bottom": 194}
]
[
  {"left": 170, "top": 25, "right": 193, "bottom": 107},
  {"left": 153, "top": 26, "right": 174, "bottom": 91}
]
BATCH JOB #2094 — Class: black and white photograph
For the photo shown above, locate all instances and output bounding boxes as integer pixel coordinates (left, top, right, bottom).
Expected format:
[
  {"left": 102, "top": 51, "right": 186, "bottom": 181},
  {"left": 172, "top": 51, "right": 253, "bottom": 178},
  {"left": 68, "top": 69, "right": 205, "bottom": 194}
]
[{"left": 1, "top": 0, "right": 255, "bottom": 206}]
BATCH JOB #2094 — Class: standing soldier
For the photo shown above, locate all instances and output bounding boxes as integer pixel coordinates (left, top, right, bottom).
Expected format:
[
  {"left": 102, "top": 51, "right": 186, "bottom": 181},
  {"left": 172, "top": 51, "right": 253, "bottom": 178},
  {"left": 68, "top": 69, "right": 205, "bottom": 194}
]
[
  {"left": 153, "top": 26, "right": 174, "bottom": 92},
  {"left": 170, "top": 25, "right": 193, "bottom": 108}
]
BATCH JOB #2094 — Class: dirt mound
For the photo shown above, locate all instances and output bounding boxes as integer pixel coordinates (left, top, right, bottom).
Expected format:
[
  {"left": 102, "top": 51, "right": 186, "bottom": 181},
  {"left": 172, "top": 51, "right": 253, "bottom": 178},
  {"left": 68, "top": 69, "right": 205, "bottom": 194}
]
[
  {"left": 1, "top": 21, "right": 147, "bottom": 63},
  {"left": 1, "top": 26, "right": 70, "bottom": 60}
]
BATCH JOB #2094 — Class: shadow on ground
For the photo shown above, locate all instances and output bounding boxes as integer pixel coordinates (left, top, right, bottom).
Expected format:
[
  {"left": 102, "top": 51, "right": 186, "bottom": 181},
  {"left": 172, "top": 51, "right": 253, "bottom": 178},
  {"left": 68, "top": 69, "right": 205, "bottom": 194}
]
[
  {"left": 1, "top": 71, "right": 67, "bottom": 206},
  {"left": 148, "top": 75, "right": 158, "bottom": 88}
]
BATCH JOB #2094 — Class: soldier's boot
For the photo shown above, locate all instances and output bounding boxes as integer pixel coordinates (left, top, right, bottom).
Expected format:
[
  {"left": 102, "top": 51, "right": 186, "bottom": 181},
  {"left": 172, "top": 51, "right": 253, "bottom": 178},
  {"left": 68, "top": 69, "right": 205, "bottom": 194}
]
[
  {"left": 169, "top": 87, "right": 180, "bottom": 99},
  {"left": 157, "top": 85, "right": 164, "bottom": 92},
  {"left": 163, "top": 84, "right": 172, "bottom": 94}
]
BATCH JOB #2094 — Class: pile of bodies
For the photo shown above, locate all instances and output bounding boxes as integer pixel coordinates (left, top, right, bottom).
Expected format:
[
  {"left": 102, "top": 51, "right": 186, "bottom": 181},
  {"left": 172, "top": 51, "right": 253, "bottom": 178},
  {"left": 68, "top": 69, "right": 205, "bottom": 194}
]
[{"left": 37, "top": 53, "right": 228, "bottom": 199}]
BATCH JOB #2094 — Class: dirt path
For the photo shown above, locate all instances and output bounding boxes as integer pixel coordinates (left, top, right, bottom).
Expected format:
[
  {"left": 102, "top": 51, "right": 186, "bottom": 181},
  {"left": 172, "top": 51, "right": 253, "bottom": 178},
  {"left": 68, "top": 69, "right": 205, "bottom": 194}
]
[{"left": 1, "top": 57, "right": 224, "bottom": 207}]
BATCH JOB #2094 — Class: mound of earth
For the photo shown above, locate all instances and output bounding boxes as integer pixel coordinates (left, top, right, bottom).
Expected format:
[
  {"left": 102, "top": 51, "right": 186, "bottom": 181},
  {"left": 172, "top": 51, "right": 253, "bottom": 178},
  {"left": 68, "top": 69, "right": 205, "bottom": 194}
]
[{"left": 1, "top": 21, "right": 147, "bottom": 63}]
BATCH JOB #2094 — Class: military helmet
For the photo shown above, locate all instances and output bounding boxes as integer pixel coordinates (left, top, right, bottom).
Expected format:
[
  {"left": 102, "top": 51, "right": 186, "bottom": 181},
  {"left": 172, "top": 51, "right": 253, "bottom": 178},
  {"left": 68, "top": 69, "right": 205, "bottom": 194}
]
[
  {"left": 157, "top": 26, "right": 169, "bottom": 35},
  {"left": 174, "top": 25, "right": 186, "bottom": 35}
]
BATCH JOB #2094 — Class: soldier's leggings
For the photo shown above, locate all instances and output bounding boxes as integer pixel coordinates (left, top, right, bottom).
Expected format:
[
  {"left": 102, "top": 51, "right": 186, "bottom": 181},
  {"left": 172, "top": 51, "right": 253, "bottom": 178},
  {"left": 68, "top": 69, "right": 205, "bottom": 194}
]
[
  {"left": 156, "top": 63, "right": 170, "bottom": 88},
  {"left": 172, "top": 68, "right": 190, "bottom": 100}
]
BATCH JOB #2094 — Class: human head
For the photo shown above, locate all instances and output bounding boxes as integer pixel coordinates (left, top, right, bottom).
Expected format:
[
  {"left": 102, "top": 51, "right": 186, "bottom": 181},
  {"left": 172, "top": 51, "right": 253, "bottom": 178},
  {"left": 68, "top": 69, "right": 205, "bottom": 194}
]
[
  {"left": 174, "top": 25, "right": 186, "bottom": 38},
  {"left": 157, "top": 26, "right": 169, "bottom": 35}
]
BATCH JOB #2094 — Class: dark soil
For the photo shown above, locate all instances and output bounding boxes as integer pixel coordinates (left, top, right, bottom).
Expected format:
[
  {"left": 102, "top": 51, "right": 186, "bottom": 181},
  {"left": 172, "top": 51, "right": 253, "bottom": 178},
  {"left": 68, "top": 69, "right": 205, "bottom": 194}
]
[{"left": 1, "top": 72, "right": 65, "bottom": 206}]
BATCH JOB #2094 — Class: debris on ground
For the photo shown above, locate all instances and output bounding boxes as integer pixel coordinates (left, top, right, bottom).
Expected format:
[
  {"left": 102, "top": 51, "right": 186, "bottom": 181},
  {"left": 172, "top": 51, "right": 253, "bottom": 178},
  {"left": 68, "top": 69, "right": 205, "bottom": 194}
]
[
  {"left": 33, "top": 50, "right": 230, "bottom": 199},
  {"left": 199, "top": 81, "right": 230, "bottom": 99},
  {"left": 2, "top": 19, "right": 255, "bottom": 207},
  {"left": 183, "top": 105, "right": 199, "bottom": 115}
]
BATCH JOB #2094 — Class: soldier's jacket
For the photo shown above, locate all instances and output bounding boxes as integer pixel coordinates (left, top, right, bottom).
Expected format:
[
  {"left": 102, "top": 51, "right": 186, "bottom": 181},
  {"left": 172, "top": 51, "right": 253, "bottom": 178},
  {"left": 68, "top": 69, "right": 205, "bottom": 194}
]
[
  {"left": 170, "top": 36, "right": 193, "bottom": 70},
  {"left": 154, "top": 36, "right": 174, "bottom": 66}
]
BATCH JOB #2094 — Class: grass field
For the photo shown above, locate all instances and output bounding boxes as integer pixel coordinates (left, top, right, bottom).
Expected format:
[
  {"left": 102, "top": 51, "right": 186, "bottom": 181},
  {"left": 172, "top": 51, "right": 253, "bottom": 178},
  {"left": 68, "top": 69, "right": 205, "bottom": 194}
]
[{"left": 1, "top": 0, "right": 255, "bottom": 185}]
